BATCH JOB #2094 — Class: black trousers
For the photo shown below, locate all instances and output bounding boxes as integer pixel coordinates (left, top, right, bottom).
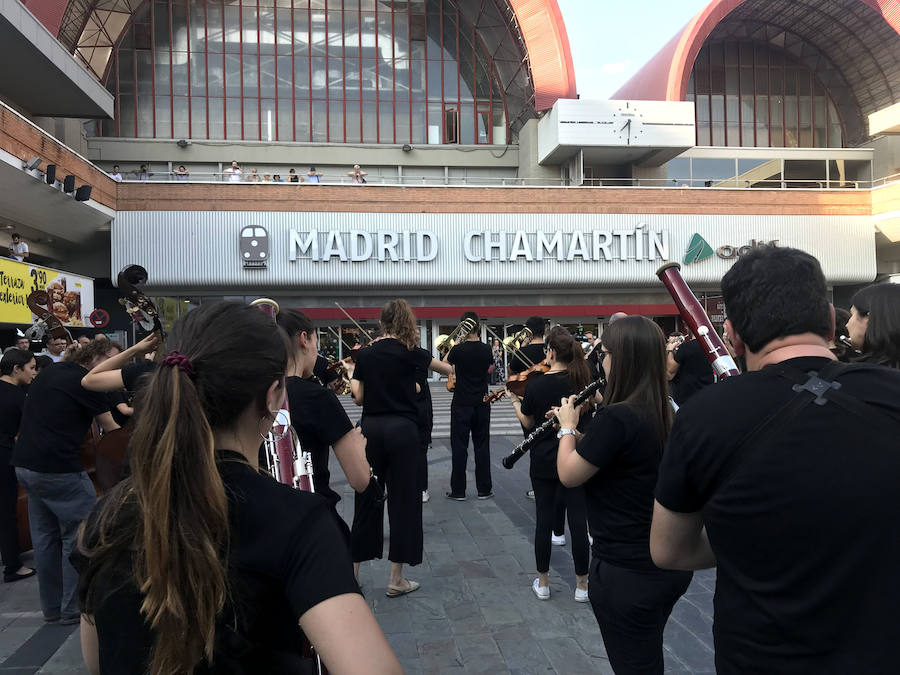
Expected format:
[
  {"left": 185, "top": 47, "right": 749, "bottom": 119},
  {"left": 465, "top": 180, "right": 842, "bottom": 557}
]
[
  {"left": 552, "top": 485, "right": 566, "bottom": 536},
  {"left": 532, "top": 476, "right": 589, "bottom": 575},
  {"left": 449, "top": 402, "right": 491, "bottom": 496},
  {"left": 0, "top": 463, "right": 22, "bottom": 575},
  {"left": 589, "top": 559, "right": 692, "bottom": 675},
  {"left": 416, "top": 392, "right": 432, "bottom": 491},
  {"left": 351, "top": 415, "right": 423, "bottom": 565}
]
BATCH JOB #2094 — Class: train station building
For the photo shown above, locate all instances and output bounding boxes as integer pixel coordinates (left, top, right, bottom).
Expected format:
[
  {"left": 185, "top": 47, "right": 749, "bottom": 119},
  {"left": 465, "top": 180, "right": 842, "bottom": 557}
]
[{"left": 1, "top": 0, "right": 899, "bottom": 357}]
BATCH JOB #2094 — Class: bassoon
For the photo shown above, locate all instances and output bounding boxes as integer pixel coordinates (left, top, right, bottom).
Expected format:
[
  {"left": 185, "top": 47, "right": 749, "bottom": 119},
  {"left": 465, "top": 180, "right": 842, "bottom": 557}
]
[
  {"left": 250, "top": 298, "right": 314, "bottom": 492},
  {"left": 502, "top": 375, "right": 605, "bottom": 469},
  {"left": 656, "top": 263, "right": 740, "bottom": 379}
]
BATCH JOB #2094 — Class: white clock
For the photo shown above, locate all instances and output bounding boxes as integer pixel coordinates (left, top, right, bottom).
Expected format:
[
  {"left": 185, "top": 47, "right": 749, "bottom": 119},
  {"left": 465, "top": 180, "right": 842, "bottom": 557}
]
[{"left": 612, "top": 101, "right": 645, "bottom": 145}]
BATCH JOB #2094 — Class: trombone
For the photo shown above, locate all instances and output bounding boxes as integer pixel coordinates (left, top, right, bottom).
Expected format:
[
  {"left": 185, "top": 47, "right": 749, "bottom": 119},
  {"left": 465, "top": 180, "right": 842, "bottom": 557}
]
[
  {"left": 486, "top": 325, "right": 535, "bottom": 369},
  {"left": 436, "top": 317, "right": 478, "bottom": 354}
]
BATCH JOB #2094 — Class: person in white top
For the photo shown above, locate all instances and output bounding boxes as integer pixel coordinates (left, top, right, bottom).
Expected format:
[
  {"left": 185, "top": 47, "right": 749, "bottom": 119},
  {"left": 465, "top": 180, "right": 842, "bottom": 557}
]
[
  {"left": 8, "top": 234, "right": 28, "bottom": 262},
  {"left": 347, "top": 164, "right": 368, "bottom": 184},
  {"left": 224, "top": 161, "right": 242, "bottom": 183},
  {"left": 109, "top": 165, "right": 123, "bottom": 181},
  {"left": 39, "top": 337, "right": 67, "bottom": 363}
]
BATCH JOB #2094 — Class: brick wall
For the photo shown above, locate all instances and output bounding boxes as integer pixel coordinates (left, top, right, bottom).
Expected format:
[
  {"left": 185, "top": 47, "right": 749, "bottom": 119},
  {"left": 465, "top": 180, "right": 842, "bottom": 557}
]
[
  {"left": 0, "top": 107, "right": 117, "bottom": 209},
  {"left": 116, "top": 182, "right": 873, "bottom": 216}
]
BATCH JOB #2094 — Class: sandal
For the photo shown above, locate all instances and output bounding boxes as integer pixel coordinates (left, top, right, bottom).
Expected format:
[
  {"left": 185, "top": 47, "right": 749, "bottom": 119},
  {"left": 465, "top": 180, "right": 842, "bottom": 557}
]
[{"left": 385, "top": 579, "right": 420, "bottom": 597}]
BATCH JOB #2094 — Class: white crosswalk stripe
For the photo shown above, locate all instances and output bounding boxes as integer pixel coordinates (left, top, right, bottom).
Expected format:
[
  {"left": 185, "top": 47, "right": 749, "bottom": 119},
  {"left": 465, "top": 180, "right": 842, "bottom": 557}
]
[{"left": 336, "top": 382, "right": 522, "bottom": 438}]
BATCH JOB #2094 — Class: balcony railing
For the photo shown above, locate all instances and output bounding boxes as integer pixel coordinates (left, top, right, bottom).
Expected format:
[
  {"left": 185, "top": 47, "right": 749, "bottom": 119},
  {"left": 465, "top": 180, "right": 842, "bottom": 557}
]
[{"left": 111, "top": 171, "right": 900, "bottom": 189}]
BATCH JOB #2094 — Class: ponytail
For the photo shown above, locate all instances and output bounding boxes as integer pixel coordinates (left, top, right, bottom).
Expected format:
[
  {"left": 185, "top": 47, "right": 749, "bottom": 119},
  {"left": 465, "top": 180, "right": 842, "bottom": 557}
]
[
  {"left": 546, "top": 326, "right": 591, "bottom": 392},
  {"left": 130, "top": 362, "right": 227, "bottom": 675}
]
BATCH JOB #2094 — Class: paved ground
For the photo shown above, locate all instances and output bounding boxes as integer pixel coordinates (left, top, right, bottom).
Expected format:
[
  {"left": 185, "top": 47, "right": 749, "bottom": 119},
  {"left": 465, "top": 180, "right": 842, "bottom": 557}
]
[{"left": 0, "top": 386, "right": 716, "bottom": 674}]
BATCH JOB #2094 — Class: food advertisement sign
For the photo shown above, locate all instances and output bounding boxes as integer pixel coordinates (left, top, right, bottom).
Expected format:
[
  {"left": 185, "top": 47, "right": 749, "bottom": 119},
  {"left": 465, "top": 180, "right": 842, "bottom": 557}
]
[{"left": 0, "top": 258, "right": 95, "bottom": 327}]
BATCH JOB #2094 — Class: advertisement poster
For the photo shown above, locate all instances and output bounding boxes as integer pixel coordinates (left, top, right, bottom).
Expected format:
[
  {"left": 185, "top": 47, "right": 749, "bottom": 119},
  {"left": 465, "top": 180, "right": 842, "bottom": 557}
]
[{"left": 0, "top": 258, "right": 95, "bottom": 327}]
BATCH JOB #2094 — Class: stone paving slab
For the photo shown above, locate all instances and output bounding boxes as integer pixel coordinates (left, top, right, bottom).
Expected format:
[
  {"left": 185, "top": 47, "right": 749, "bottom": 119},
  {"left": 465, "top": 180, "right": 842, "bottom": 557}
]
[{"left": 0, "top": 433, "right": 716, "bottom": 673}]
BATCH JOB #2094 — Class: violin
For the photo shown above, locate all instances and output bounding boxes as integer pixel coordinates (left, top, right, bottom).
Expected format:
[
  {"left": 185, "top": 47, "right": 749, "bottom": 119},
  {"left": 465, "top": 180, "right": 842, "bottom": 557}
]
[
  {"left": 325, "top": 356, "right": 352, "bottom": 394},
  {"left": 505, "top": 362, "right": 551, "bottom": 397},
  {"left": 483, "top": 388, "right": 507, "bottom": 404}
]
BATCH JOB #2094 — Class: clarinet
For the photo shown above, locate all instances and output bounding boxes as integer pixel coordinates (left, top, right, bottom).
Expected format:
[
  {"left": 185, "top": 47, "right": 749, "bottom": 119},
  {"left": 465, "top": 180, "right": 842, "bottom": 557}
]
[
  {"left": 250, "top": 299, "right": 314, "bottom": 492},
  {"left": 502, "top": 375, "right": 605, "bottom": 469},
  {"left": 656, "top": 262, "right": 741, "bottom": 379}
]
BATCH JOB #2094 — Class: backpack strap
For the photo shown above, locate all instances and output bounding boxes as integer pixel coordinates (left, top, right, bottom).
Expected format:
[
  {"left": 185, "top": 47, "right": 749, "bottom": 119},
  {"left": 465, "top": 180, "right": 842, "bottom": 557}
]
[{"left": 714, "top": 360, "right": 890, "bottom": 491}]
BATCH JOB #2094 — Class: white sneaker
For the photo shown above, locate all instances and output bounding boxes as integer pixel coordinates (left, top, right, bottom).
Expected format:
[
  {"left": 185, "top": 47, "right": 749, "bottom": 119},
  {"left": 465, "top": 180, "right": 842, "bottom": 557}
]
[
  {"left": 422, "top": 490, "right": 430, "bottom": 503},
  {"left": 575, "top": 587, "right": 589, "bottom": 603},
  {"left": 532, "top": 578, "right": 550, "bottom": 600},
  {"left": 551, "top": 533, "right": 566, "bottom": 546}
]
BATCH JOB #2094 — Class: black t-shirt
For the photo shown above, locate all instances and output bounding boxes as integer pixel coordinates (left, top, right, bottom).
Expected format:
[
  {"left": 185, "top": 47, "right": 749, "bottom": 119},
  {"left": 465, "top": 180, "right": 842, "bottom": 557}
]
[
  {"left": 78, "top": 451, "right": 360, "bottom": 674},
  {"left": 285, "top": 376, "right": 354, "bottom": 506},
  {"left": 0, "top": 381, "right": 26, "bottom": 463},
  {"left": 13, "top": 362, "right": 110, "bottom": 473},
  {"left": 577, "top": 404, "right": 662, "bottom": 570},
  {"left": 670, "top": 339, "right": 714, "bottom": 405},
  {"left": 520, "top": 371, "right": 585, "bottom": 479},
  {"left": 656, "top": 357, "right": 900, "bottom": 673},
  {"left": 509, "top": 342, "right": 546, "bottom": 374},
  {"left": 352, "top": 338, "right": 430, "bottom": 423},
  {"left": 106, "top": 390, "right": 131, "bottom": 428},
  {"left": 122, "top": 360, "right": 157, "bottom": 394},
  {"left": 313, "top": 355, "right": 339, "bottom": 387},
  {"left": 413, "top": 347, "right": 433, "bottom": 430},
  {"left": 447, "top": 340, "right": 492, "bottom": 406}
]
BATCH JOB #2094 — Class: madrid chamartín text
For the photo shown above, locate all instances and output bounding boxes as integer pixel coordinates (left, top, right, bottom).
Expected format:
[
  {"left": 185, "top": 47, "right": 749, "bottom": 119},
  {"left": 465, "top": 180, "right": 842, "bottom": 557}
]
[{"left": 289, "top": 227, "right": 670, "bottom": 263}]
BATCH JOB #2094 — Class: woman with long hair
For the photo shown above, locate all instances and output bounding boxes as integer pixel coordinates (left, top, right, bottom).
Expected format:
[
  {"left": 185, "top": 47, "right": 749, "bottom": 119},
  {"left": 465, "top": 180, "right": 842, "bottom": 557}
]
[
  {"left": 349, "top": 299, "right": 452, "bottom": 596},
  {"left": 76, "top": 302, "right": 401, "bottom": 675},
  {"left": 275, "top": 309, "right": 371, "bottom": 510},
  {"left": 555, "top": 316, "right": 692, "bottom": 675},
  {"left": 846, "top": 283, "right": 900, "bottom": 368},
  {"left": 508, "top": 326, "right": 592, "bottom": 602}
]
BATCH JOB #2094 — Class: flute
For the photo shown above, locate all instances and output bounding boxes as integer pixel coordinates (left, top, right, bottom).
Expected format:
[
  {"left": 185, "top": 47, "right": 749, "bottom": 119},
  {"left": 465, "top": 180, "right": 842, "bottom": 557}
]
[{"left": 502, "top": 375, "right": 605, "bottom": 469}]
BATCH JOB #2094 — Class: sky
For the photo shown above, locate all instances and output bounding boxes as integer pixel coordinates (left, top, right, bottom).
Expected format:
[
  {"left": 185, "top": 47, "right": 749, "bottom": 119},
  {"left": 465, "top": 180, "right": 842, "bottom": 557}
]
[{"left": 556, "top": 0, "right": 712, "bottom": 99}]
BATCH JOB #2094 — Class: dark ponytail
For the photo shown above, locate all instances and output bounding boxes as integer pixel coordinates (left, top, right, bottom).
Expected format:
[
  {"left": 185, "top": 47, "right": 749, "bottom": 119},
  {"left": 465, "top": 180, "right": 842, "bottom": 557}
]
[
  {"left": 545, "top": 326, "right": 591, "bottom": 392},
  {"left": 80, "top": 302, "right": 288, "bottom": 675},
  {"left": 276, "top": 309, "right": 315, "bottom": 370}
]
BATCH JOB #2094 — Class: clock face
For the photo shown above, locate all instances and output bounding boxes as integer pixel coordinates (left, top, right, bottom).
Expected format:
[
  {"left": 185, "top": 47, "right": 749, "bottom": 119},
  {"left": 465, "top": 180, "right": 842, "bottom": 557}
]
[{"left": 612, "top": 102, "right": 645, "bottom": 145}]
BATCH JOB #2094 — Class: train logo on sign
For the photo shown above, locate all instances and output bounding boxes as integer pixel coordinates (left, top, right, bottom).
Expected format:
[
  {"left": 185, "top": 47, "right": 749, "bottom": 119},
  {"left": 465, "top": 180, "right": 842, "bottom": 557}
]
[
  {"left": 684, "top": 233, "right": 714, "bottom": 265},
  {"left": 240, "top": 226, "right": 269, "bottom": 268}
]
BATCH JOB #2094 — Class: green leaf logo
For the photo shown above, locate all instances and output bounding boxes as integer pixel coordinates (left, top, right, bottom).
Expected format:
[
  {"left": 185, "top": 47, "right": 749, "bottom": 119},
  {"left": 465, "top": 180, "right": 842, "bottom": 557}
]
[{"left": 684, "top": 233, "right": 715, "bottom": 265}]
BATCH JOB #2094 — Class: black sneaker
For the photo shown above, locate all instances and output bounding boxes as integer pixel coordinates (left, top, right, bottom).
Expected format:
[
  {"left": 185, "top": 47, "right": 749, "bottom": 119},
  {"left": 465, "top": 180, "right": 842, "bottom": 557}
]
[
  {"left": 477, "top": 491, "right": 494, "bottom": 500},
  {"left": 445, "top": 491, "right": 466, "bottom": 501}
]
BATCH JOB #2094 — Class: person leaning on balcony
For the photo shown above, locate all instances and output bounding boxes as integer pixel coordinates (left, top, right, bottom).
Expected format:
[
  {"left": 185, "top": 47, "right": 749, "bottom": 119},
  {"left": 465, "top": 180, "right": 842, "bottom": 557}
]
[
  {"left": 173, "top": 165, "right": 189, "bottom": 181},
  {"left": 347, "top": 165, "right": 368, "bottom": 184},
  {"left": 306, "top": 166, "right": 322, "bottom": 184},
  {"left": 224, "top": 161, "right": 242, "bottom": 183},
  {"left": 108, "top": 165, "right": 123, "bottom": 181},
  {"left": 247, "top": 168, "right": 261, "bottom": 183},
  {"left": 289, "top": 168, "right": 303, "bottom": 183},
  {"left": 135, "top": 165, "right": 150, "bottom": 181}
]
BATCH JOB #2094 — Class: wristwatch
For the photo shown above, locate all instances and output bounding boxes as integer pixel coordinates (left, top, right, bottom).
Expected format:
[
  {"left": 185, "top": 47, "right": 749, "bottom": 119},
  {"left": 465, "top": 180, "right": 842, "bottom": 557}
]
[{"left": 556, "top": 428, "right": 576, "bottom": 439}]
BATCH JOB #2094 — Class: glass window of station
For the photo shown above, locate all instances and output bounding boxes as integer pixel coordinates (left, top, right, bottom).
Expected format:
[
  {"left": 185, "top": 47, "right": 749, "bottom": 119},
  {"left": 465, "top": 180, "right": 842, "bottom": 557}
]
[
  {"left": 687, "top": 41, "right": 844, "bottom": 149},
  {"left": 95, "top": 0, "right": 514, "bottom": 145}
]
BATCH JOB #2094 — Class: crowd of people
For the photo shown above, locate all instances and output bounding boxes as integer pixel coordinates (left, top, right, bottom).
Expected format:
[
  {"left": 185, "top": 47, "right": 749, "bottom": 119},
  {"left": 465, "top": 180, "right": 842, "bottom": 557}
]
[
  {"left": 109, "top": 162, "right": 370, "bottom": 184},
  {"left": 1, "top": 246, "right": 899, "bottom": 674}
]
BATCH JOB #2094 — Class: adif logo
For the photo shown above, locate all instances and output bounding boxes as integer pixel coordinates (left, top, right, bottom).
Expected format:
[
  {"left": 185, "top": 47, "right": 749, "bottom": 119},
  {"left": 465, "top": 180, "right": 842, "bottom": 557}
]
[
  {"left": 240, "top": 226, "right": 269, "bottom": 268},
  {"left": 684, "top": 233, "right": 714, "bottom": 265}
]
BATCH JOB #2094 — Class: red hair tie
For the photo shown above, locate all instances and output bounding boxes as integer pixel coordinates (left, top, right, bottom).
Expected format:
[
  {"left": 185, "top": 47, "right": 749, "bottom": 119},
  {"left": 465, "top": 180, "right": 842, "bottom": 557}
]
[{"left": 163, "top": 351, "right": 196, "bottom": 378}]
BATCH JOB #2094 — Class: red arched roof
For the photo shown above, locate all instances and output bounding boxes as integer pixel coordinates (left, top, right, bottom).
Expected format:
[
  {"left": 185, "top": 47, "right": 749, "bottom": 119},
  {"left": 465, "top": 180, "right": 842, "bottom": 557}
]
[
  {"left": 614, "top": 0, "right": 900, "bottom": 102},
  {"left": 508, "top": 0, "right": 578, "bottom": 110}
]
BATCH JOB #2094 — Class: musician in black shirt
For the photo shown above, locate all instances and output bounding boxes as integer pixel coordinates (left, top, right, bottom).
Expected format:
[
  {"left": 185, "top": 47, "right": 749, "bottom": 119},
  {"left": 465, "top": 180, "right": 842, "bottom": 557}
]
[
  {"left": 82, "top": 332, "right": 159, "bottom": 395},
  {"left": 14, "top": 341, "right": 121, "bottom": 624},
  {"left": 350, "top": 299, "right": 452, "bottom": 597},
  {"left": 667, "top": 335, "right": 714, "bottom": 405},
  {"left": 446, "top": 312, "right": 494, "bottom": 499},
  {"left": 0, "top": 349, "right": 36, "bottom": 583},
  {"left": 413, "top": 347, "right": 434, "bottom": 502},
  {"left": 509, "top": 327, "right": 591, "bottom": 601},
  {"left": 77, "top": 302, "right": 401, "bottom": 674},
  {"left": 652, "top": 248, "right": 900, "bottom": 673},
  {"left": 556, "top": 317, "right": 692, "bottom": 675},
  {"left": 508, "top": 315, "right": 548, "bottom": 375},
  {"left": 275, "top": 310, "right": 370, "bottom": 510}
]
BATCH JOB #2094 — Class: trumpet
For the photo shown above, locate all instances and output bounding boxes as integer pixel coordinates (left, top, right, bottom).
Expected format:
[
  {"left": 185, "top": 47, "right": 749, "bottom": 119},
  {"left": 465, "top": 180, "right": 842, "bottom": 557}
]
[
  {"left": 503, "top": 327, "right": 533, "bottom": 352},
  {"left": 436, "top": 317, "right": 478, "bottom": 354}
]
